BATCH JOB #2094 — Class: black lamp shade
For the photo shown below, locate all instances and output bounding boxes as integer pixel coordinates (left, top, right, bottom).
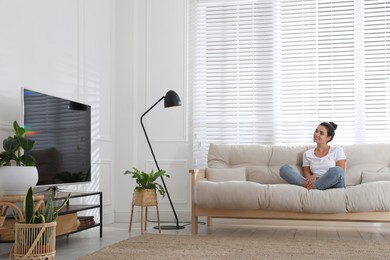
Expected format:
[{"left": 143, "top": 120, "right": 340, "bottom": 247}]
[{"left": 164, "top": 90, "right": 182, "bottom": 108}]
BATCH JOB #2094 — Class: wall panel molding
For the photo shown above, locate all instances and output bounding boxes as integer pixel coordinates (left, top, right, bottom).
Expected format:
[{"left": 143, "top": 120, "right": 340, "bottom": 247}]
[
  {"left": 0, "top": 123, "right": 12, "bottom": 131},
  {"left": 144, "top": 0, "right": 186, "bottom": 143},
  {"left": 146, "top": 159, "right": 188, "bottom": 204}
]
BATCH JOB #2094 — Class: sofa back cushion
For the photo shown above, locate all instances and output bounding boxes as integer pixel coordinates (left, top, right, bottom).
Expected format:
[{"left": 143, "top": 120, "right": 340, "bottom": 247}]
[
  {"left": 342, "top": 143, "right": 390, "bottom": 185},
  {"left": 206, "top": 167, "right": 246, "bottom": 182},
  {"left": 207, "top": 143, "right": 390, "bottom": 186},
  {"left": 208, "top": 144, "right": 309, "bottom": 184},
  {"left": 361, "top": 171, "right": 390, "bottom": 183}
]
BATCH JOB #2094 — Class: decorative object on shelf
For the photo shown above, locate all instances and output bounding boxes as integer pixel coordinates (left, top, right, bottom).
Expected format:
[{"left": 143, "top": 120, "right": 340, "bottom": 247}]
[
  {"left": 140, "top": 90, "right": 185, "bottom": 230},
  {"left": 0, "top": 121, "right": 37, "bottom": 195},
  {"left": 124, "top": 168, "right": 169, "bottom": 234},
  {"left": 10, "top": 187, "right": 70, "bottom": 260},
  {"left": 78, "top": 216, "right": 95, "bottom": 229}
]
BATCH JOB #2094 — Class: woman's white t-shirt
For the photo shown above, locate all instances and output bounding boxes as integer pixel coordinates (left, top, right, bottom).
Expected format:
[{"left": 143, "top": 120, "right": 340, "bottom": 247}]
[{"left": 302, "top": 146, "right": 346, "bottom": 177}]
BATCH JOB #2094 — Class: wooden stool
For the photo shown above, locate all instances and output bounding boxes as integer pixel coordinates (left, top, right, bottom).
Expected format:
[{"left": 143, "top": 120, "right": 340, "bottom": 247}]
[{"left": 129, "top": 189, "right": 161, "bottom": 234}]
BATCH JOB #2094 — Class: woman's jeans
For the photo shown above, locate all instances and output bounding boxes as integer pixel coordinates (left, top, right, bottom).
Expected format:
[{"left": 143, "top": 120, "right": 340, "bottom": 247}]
[{"left": 279, "top": 164, "right": 345, "bottom": 190}]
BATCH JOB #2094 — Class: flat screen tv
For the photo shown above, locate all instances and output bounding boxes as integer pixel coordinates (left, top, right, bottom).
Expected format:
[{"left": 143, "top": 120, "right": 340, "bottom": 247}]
[{"left": 22, "top": 88, "right": 91, "bottom": 188}]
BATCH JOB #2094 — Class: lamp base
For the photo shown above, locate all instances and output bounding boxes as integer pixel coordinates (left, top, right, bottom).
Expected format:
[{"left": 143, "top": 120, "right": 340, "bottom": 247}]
[{"left": 154, "top": 225, "right": 186, "bottom": 230}]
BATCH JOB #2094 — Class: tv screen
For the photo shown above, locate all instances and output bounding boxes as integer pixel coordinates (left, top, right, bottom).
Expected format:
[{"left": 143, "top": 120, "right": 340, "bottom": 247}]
[{"left": 22, "top": 88, "right": 91, "bottom": 187}]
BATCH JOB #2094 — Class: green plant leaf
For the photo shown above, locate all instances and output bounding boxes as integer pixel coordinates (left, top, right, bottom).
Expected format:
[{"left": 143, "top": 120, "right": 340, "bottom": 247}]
[
  {"left": 0, "top": 121, "right": 36, "bottom": 167},
  {"left": 20, "top": 154, "right": 36, "bottom": 166},
  {"left": 3, "top": 137, "right": 18, "bottom": 154},
  {"left": 13, "top": 121, "right": 26, "bottom": 137},
  {"left": 18, "top": 137, "right": 35, "bottom": 151},
  {"left": 43, "top": 197, "right": 55, "bottom": 222},
  {"left": 32, "top": 214, "right": 45, "bottom": 223},
  {"left": 54, "top": 193, "right": 71, "bottom": 216},
  {"left": 124, "top": 167, "right": 170, "bottom": 198},
  {"left": 23, "top": 187, "right": 35, "bottom": 223},
  {"left": 0, "top": 152, "right": 17, "bottom": 166}
]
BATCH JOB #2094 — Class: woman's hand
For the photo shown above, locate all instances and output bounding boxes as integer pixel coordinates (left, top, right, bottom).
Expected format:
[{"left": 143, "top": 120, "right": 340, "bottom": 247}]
[
  {"left": 304, "top": 175, "right": 316, "bottom": 189},
  {"left": 303, "top": 166, "right": 315, "bottom": 189}
]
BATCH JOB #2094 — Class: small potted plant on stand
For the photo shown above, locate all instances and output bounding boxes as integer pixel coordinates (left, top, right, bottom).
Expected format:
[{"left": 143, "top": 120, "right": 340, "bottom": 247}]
[
  {"left": 10, "top": 187, "right": 70, "bottom": 260},
  {"left": 0, "top": 121, "right": 37, "bottom": 195},
  {"left": 124, "top": 168, "right": 170, "bottom": 234}
]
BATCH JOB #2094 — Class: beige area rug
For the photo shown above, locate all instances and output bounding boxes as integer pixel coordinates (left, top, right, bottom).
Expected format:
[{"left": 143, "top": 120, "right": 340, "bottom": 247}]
[{"left": 78, "top": 234, "right": 390, "bottom": 260}]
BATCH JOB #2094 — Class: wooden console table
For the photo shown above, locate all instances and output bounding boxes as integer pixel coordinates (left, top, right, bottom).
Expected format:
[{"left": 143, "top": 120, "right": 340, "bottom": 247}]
[{"left": 0, "top": 194, "right": 45, "bottom": 237}]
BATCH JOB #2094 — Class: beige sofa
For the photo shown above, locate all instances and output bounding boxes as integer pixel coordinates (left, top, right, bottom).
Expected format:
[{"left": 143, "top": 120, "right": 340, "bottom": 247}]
[{"left": 190, "top": 143, "right": 390, "bottom": 234}]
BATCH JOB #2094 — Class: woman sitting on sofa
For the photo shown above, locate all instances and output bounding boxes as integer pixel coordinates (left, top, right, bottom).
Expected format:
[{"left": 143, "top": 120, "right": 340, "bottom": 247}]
[{"left": 280, "top": 122, "right": 347, "bottom": 190}]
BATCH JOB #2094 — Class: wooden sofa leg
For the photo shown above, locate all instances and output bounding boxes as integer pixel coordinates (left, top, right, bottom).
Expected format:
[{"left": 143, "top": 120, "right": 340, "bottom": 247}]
[
  {"left": 192, "top": 215, "right": 198, "bottom": 235},
  {"left": 207, "top": 217, "right": 212, "bottom": 227}
]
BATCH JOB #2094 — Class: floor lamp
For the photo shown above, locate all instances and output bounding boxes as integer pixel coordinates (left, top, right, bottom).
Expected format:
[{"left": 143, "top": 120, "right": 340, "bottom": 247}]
[{"left": 140, "top": 90, "right": 185, "bottom": 230}]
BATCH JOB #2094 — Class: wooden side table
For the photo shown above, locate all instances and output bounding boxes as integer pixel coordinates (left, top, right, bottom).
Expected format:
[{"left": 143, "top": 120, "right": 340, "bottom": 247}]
[
  {"left": 0, "top": 194, "right": 45, "bottom": 238},
  {"left": 128, "top": 189, "right": 161, "bottom": 234}
]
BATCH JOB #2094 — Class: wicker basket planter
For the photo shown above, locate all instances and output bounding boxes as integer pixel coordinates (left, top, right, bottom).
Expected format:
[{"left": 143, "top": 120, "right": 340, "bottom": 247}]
[
  {"left": 132, "top": 189, "right": 158, "bottom": 207},
  {"left": 11, "top": 221, "right": 57, "bottom": 260}
]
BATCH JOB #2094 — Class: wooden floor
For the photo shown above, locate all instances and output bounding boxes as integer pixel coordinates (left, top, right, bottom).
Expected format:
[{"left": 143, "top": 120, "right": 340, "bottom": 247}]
[{"left": 1, "top": 219, "right": 390, "bottom": 259}]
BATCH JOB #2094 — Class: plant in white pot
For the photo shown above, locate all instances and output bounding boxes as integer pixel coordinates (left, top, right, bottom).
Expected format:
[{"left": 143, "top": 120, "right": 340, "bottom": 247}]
[{"left": 0, "top": 121, "right": 37, "bottom": 195}]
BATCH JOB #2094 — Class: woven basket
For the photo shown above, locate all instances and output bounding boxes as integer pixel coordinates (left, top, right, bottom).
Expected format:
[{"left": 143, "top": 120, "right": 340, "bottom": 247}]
[
  {"left": 11, "top": 222, "right": 56, "bottom": 260},
  {"left": 132, "top": 189, "right": 158, "bottom": 207}
]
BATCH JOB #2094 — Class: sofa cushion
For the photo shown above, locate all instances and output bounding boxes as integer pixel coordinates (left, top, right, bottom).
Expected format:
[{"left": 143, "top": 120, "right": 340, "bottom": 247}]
[
  {"left": 343, "top": 144, "right": 390, "bottom": 186},
  {"left": 194, "top": 180, "right": 270, "bottom": 209},
  {"left": 267, "top": 184, "right": 347, "bottom": 213},
  {"left": 208, "top": 144, "right": 309, "bottom": 184},
  {"left": 206, "top": 168, "right": 246, "bottom": 182},
  {"left": 208, "top": 144, "right": 272, "bottom": 168},
  {"left": 300, "top": 188, "right": 347, "bottom": 213},
  {"left": 194, "top": 180, "right": 390, "bottom": 213},
  {"left": 361, "top": 171, "right": 390, "bottom": 183},
  {"left": 267, "top": 184, "right": 306, "bottom": 211},
  {"left": 268, "top": 145, "right": 308, "bottom": 167},
  {"left": 246, "top": 166, "right": 283, "bottom": 184},
  {"left": 346, "top": 182, "right": 390, "bottom": 212}
]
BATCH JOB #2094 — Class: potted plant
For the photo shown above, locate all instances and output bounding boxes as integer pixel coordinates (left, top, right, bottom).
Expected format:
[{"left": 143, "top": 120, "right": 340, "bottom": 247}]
[
  {"left": 0, "top": 121, "right": 37, "bottom": 195},
  {"left": 124, "top": 168, "right": 170, "bottom": 233},
  {"left": 124, "top": 167, "right": 170, "bottom": 198},
  {"left": 11, "top": 187, "right": 70, "bottom": 260}
]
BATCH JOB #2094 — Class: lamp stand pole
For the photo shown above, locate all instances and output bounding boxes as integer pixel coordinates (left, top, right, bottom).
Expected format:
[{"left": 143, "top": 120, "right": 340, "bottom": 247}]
[{"left": 140, "top": 96, "right": 184, "bottom": 229}]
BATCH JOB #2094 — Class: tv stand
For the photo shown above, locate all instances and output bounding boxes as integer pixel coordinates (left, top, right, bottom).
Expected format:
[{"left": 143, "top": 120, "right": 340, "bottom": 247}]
[
  {"left": 52, "top": 191, "right": 103, "bottom": 238},
  {"left": 0, "top": 191, "right": 102, "bottom": 242}
]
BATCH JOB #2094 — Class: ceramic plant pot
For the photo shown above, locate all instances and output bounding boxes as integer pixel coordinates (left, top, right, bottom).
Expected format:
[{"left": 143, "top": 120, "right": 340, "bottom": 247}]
[{"left": 0, "top": 166, "right": 38, "bottom": 195}]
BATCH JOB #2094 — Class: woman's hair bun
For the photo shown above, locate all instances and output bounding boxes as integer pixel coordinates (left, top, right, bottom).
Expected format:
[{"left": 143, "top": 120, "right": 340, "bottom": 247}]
[{"left": 329, "top": 122, "right": 337, "bottom": 130}]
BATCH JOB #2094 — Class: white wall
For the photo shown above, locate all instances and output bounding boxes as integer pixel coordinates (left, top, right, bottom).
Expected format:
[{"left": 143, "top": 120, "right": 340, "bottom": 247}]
[
  {"left": 0, "top": 0, "right": 116, "bottom": 224},
  {"left": 0, "top": 0, "right": 191, "bottom": 225},
  {"left": 114, "top": 0, "right": 191, "bottom": 224}
]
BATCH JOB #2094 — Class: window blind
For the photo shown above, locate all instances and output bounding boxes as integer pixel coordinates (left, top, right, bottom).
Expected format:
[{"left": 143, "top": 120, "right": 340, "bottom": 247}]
[
  {"left": 191, "top": 0, "right": 390, "bottom": 168},
  {"left": 191, "top": 0, "right": 275, "bottom": 166},
  {"left": 274, "top": 0, "right": 319, "bottom": 144},
  {"left": 316, "top": 0, "right": 356, "bottom": 143},
  {"left": 364, "top": 0, "right": 390, "bottom": 141}
]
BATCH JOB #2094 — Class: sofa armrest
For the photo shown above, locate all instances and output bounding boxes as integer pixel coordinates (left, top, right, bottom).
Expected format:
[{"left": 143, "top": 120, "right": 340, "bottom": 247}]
[
  {"left": 189, "top": 169, "right": 206, "bottom": 184},
  {"left": 189, "top": 169, "right": 206, "bottom": 235}
]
